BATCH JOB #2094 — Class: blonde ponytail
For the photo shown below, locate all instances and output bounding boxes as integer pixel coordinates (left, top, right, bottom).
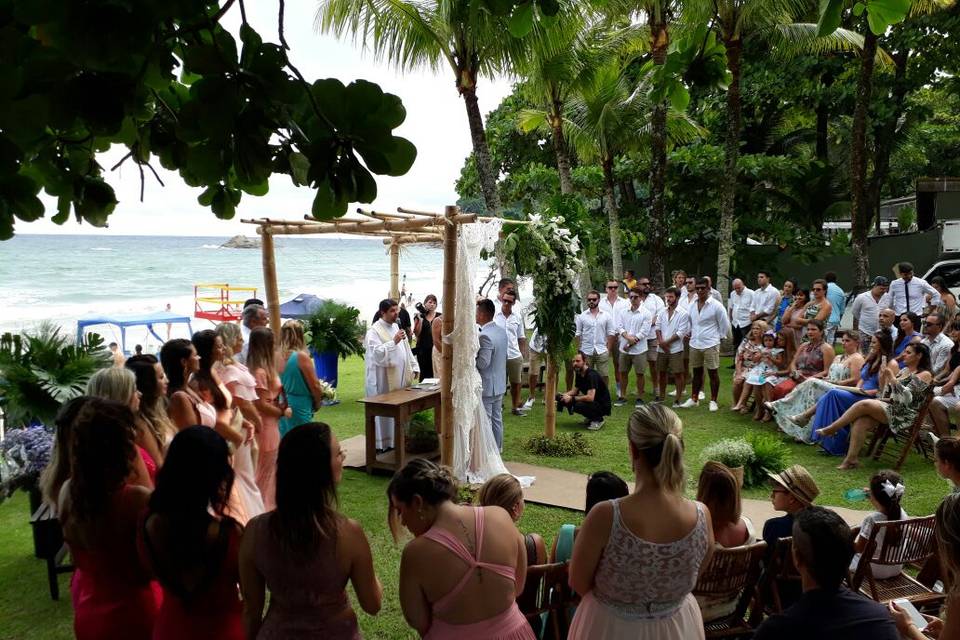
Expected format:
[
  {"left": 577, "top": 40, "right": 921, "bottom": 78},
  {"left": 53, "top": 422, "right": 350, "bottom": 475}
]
[{"left": 627, "top": 404, "right": 686, "bottom": 494}]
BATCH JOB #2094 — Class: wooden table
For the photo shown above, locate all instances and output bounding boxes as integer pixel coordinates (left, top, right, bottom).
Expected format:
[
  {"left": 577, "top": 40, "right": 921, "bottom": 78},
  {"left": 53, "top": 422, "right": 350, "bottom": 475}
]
[{"left": 358, "top": 388, "right": 441, "bottom": 474}]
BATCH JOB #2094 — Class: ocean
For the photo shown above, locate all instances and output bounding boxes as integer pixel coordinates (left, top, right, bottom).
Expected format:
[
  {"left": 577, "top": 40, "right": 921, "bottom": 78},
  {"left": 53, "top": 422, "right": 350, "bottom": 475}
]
[{"left": 0, "top": 234, "right": 478, "bottom": 351}]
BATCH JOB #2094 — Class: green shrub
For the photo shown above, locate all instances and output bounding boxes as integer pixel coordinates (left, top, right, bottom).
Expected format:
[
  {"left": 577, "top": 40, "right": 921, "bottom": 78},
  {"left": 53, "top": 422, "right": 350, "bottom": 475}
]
[
  {"left": 305, "top": 301, "right": 365, "bottom": 359},
  {"left": 700, "top": 438, "right": 754, "bottom": 469},
  {"left": 405, "top": 411, "right": 437, "bottom": 454},
  {"left": 524, "top": 432, "right": 593, "bottom": 457},
  {"left": 744, "top": 432, "right": 790, "bottom": 487}
]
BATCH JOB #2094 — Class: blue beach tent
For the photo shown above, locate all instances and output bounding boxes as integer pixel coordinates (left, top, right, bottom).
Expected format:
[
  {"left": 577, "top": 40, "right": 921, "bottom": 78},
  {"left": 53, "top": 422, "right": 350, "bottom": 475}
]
[
  {"left": 76, "top": 311, "right": 194, "bottom": 354},
  {"left": 278, "top": 293, "right": 325, "bottom": 320}
]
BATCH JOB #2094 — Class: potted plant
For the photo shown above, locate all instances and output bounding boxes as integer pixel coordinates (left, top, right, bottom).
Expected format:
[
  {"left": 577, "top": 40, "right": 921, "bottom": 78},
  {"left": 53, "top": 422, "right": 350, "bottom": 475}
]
[
  {"left": 700, "top": 438, "right": 754, "bottom": 488},
  {"left": 405, "top": 411, "right": 438, "bottom": 454},
  {"left": 304, "top": 301, "right": 365, "bottom": 390}
]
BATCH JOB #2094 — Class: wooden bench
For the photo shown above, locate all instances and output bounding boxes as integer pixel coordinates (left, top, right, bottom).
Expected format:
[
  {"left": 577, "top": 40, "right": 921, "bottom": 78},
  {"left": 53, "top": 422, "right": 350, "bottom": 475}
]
[{"left": 30, "top": 502, "right": 73, "bottom": 600}]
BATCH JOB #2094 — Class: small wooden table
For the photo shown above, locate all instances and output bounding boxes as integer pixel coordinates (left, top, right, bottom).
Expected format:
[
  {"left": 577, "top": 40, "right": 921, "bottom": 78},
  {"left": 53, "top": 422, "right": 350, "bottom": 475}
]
[{"left": 358, "top": 388, "right": 441, "bottom": 475}]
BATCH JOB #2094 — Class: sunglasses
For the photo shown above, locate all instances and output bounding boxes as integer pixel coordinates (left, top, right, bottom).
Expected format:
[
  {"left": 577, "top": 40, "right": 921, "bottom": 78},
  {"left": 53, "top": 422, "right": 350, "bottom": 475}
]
[
  {"left": 606, "top": 285, "right": 618, "bottom": 289},
  {"left": 628, "top": 294, "right": 640, "bottom": 299},
  {"left": 695, "top": 285, "right": 707, "bottom": 290},
  {"left": 587, "top": 298, "right": 599, "bottom": 303}
]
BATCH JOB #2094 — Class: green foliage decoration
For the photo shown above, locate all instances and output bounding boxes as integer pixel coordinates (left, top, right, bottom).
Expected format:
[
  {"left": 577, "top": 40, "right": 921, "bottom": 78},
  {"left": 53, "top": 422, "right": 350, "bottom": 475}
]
[
  {"left": 0, "top": 1, "right": 417, "bottom": 239},
  {"left": 524, "top": 431, "right": 593, "bottom": 457},
  {"left": 700, "top": 434, "right": 790, "bottom": 488},
  {"left": 304, "top": 301, "right": 366, "bottom": 360},
  {"left": 0, "top": 323, "right": 111, "bottom": 427}
]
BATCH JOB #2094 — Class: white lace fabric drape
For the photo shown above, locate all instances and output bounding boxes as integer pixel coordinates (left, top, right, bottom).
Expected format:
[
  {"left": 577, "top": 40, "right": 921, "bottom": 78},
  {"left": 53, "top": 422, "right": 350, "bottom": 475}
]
[{"left": 449, "top": 219, "right": 531, "bottom": 486}]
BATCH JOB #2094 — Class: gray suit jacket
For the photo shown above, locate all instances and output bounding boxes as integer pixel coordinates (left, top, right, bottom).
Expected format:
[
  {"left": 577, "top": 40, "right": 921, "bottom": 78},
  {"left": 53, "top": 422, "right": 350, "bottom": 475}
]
[{"left": 477, "top": 321, "right": 508, "bottom": 397}]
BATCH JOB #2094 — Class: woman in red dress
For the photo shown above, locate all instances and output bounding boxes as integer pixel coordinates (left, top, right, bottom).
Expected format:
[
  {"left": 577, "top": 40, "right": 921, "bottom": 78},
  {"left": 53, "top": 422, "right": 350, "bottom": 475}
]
[
  {"left": 58, "top": 398, "right": 159, "bottom": 640},
  {"left": 138, "top": 425, "right": 244, "bottom": 640}
]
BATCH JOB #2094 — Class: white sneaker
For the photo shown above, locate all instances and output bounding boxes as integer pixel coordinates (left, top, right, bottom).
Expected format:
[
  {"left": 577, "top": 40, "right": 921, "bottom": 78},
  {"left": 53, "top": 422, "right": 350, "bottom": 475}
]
[
  {"left": 678, "top": 398, "right": 698, "bottom": 409},
  {"left": 698, "top": 391, "right": 706, "bottom": 401},
  {"left": 709, "top": 401, "right": 718, "bottom": 412},
  {"left": 522, "top": 398, "right": 535, "bottom": 410},
  {"left": 588, "top": 419, "right": 605, "bottom": 431}
]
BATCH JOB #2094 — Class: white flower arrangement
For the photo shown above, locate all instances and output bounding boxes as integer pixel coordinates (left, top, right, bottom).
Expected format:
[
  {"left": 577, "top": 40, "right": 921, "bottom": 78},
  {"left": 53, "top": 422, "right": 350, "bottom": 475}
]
[{"left": 700, "top": 438, "right": 755, "bottom": 469}]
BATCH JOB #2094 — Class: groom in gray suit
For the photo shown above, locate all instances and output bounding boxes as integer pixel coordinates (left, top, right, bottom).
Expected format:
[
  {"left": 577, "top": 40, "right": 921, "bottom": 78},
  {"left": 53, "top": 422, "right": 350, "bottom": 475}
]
[{"left": 476, "top": 298, "right": 508, "bottom": 450}]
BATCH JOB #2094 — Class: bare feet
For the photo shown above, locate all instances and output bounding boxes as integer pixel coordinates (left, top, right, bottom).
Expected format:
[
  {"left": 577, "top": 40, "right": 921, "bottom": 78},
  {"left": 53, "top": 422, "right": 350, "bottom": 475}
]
[
  {"left": 739, "top": 407, "right": 750, "bottom": 415},
  {"left": 815, "top": 425, "right": 837, "bottom": 438},
  {"left": 837, "top": 460, "right": 860, "bottom": 470},
  {"left": 761, "top": 413, "right": 773, "bottom": 423},
  {"left": 730, "top": 405, "right": 741, "bottom": 412},
  {"left": 789, "top": 413, "right": 810, "bottom": 426}
]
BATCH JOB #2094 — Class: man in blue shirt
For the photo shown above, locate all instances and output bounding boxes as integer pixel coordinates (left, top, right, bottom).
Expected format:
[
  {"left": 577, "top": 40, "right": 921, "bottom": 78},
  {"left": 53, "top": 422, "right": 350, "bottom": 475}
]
[{"left": 824, "top": 272, "right": 846, "bottom": 346}]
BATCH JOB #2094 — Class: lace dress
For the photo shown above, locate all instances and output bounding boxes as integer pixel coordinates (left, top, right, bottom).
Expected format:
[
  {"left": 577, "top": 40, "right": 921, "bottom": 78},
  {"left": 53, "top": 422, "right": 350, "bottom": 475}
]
[
  {"left": 569, "top": 500, "right": 708, "bottom": 640},
  {"left": 772, "top": 355, "right": 852, "bottom": 439}
]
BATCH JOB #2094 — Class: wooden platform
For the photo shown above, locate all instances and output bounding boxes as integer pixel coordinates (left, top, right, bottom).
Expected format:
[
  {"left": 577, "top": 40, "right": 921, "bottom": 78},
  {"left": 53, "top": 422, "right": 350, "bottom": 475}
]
[{"left": 340, "top": 435, "right": 867, "bottom": 526}]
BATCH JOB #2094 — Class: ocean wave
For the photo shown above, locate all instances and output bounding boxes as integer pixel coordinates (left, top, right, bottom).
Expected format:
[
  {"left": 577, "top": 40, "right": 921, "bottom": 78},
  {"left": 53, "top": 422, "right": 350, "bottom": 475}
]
[
  {"left": 91, "top": 247, "right": 113, "bottom": 251},
  {"left": 200, "top": 244, "right": 221, "bottom": 249}
]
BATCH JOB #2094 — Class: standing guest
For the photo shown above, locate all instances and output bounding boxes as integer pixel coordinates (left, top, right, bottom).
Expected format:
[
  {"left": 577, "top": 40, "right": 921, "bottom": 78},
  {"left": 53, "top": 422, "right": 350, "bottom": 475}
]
[
  {"left": 622, "top": 269, "right": 638, "bottom": 293},
  {"left": 568, "top": 405, "right": 713, "bottom": 639},
  {"left": 696, "top": 462, "right": 754, "bottom": 548},
  {"left": 672, "top": 269, "right": 687, "bottom": 291},
  {"left": 894, "top": 312, "right": 922, "bottom": 365},
  {"left": 247, "top": 327, "right": 289, "bottom": 510},
  {"left": 138, "top": 427, "right": 244, "bottom": 640},
  {"left": 931, "top": 276, "right": 959, "bottom": 324},
  {"left": 934, "top": 436, "right": 960, "bottom": 490},
  {"left": 216, "top": 322, "right": 264, "bottom": 445},
  {"left": 40, "top": 397, "right": 93, "bottom": 506},
  {"left": 388, "top": 459, "right": 533, "bottom": 640},
  {"left": 797, "top": 280, "right": 832, "bottom": 340},
  {"left": 134, "top": 344, "right": 143, "bottom": 356},
  {"left": 679, "top": 275, "right": 698, "bottom": 311},
  {"left": 849, "top": 470, "right": 908, "bottom": 580},
  {"left": 477, "top": 298, "right": 508, "bottom": 450},
  {"left": 86, "top": 367, "right": 156, "bottom": 486},
  {"left": 58, "top": 398, "right": 159, "bottom": 640},
  {"left": 551, "top": 472, "right": 630, "bottom": 563},
  {"left": 816, "top": 343, "right": 933, "bottom": 470},
  {"left": 523, "top": 329, "right": 545, "bottom": 410},
  {"left": 705, "top": 276, "right": 723, "bottom": 304},
  {"left": 281, "top": 320, "right": 328, "bottom": 439},
  {"left": 922, "top": 311, "right": 955, "bottom": 375},
  {"left": 774, "top": 278, "right": 797, "bottom": 332},
  {"left": 753, "top": 507, "right": 899, "bottom": 640},
  {"left": 126, "top": 354, "right": 176, "bottom": 459},
  {"left": 600, "top": 279, "right": 630, "bottom": 397},
  {"left": 615, "top": 286, "right": 653, "bottom": 406},
  {"left": 656, "top": 286, "right": 690, "bottom": 407},
  {"left": 888, "top": 261, "right": 939, "bottom": 316},
  {"left": 782, "top": 287, "right": 810, "bottom": 347},
  {"left": 680, "top": 277, "right": 731, "bottom": 412},
  {"left": 852, "top": 277, "right": 891, "bottom": 354},
  {"left": 413, "top": 295, "right": 440, "bottom": 381},
  {"left": 751, "top": 271, "right": 780, "bottom": 325},
  {"left": 161, "top": 338, "right": 216, "bottom": 433},
  {"left": 575, "top": 290, "right": 617, "bottom": 389},
  {"left": 727, "top": 278, "right": 755, "bottom": 352},
  {"left": 496, "top": 290, "right": 529, "bottom": 417},
  {"left": 109, "top": 342, "right": 126, "bottom": 367},
  {"left": 879, "top": 307, "right": 899, "bottom": 343},
  {"left": 730, "top": 321, "right": 765, "bottom": 412},
  {"left": 557, "top": 351, "right": 612, "bottom": 431},
  {"left": 769, "top": 320, "right": 835, "bottom": 401},
  {"left": 188, "top": 331, "right": 247, "bottom": 450},
  {"left": 824, "top": 272, "right": 846, "bottom": 345},
  {"left": 238, "top": 304, "right": 269, "bottom": 365},
  {"left": 241, "top": 423, "right": 382, "bottom": 639},
  {"left": 637, "top": 277, "right": 665, "bottom": 400}
]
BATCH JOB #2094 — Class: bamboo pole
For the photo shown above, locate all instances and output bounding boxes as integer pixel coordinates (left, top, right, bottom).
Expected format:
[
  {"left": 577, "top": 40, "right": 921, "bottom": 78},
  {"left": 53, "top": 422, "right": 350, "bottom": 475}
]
[
  {"left": 440, "top": 205, "right": 458, "bottom": 466},
  {"left": 381, "top": 234, "right": 443, "bottom": 244},
  {"left": 397, "top": 207, "right": 533, "bottom": 225},
  {"left": 389, "top": 242, "right": 400, "bottom": 301},
  {"left": 544, "top": 357, "right": 557, "bottom": 438},
  {"left": 259, "top": 228, "right": 282, "bottom": 336}
]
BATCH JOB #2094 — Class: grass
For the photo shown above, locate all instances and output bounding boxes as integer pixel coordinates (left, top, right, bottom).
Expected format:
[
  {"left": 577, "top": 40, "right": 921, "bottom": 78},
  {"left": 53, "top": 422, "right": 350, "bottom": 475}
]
[{"left": 0, "top": 354, "right": 949, "bottom": 639}]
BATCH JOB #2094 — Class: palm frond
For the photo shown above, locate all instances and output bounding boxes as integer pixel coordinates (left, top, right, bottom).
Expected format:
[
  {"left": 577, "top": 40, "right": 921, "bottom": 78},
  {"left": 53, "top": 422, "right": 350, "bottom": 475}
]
[{"left": 772, "top": 23, "right": 893, "bottom": 67}]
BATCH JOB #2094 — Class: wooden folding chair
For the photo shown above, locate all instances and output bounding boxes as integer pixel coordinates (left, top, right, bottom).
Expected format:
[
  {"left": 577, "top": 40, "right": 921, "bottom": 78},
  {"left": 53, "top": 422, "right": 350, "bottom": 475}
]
[
  {"left": 849, "top": 515, "right": 945, "bottom": 611},
  {"left": 865, "top": 388, "right": 934, "bottom": 470},
  {"left": 693, "top": 541, "right": 767, "bottom": 638},
  {"left": 762, "top": 537, "right": 803, "bottom": 614},
  {"left": 517, "top": 561, "right": 575, "bottom": 640}
]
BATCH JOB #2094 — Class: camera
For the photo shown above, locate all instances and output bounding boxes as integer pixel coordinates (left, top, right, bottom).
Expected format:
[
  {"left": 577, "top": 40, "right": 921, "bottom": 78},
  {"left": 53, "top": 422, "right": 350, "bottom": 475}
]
[{"left": 415, "top": 302, "right": 427, "bottom": 315}]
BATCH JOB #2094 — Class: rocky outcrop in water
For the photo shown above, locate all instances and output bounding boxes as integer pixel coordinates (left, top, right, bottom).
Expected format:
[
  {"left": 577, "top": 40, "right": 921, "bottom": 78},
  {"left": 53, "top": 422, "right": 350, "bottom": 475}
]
[{"left": 220, "top": 235, "right": 261, "bottom": 249}]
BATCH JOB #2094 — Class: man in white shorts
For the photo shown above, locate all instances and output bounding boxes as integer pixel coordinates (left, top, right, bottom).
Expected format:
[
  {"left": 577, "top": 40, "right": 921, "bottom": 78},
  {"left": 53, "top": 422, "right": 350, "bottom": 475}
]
[
  {"left": 576, "top": 290, "right": 617, "bottom": 389},
  {"left": 615, "top": 287, "right": 653, "bottom": 407}
]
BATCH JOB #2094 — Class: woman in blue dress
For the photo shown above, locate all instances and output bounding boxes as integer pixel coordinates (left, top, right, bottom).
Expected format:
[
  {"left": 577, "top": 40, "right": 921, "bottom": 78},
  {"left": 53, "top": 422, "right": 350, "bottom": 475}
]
[
  {"left": 774, "top": 279, "right": 797, "bottom": 332},
  {"left": 807, "top": 329, "right": 899, "bottom": 455},
  {"left": 893, "top": 312, "right": 922, "bottom": 368},
  {"left": 277, "top": 320, "right": 325, "bottom": 437}
]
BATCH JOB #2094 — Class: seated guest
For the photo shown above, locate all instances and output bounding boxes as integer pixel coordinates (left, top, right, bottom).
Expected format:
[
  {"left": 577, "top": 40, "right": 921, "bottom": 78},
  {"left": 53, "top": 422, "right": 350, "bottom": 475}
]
[
  {"left": 894, "top": 312, "right": 922, "bottom": 366},
  {"left": 568, "top": 405, "right": 713, "bottom": 639},
  {"left": 551, "top": 471, "right": 630, "bottom": 563},
  {"left": 138, "top": 427, "right": 243, "bottom": 640},
  {"left": 126, "top": 354, "right": 176, "bottom": 460},
  {"left": 930, "top": 320, "right": 960, "bottom": 436},
  {"left": 697, "top": 462, "right": 754, "bottom": 548},
  {"left": 816, "top": 343, "right": 933, "bottom": 470},
  {"left": 86, "top": 367, "right": 157, "bottom": 486},
  {"left": 763, "top": 465, "right": 819, "bottom": 554},
  {"left": 388, "top": 459, "right": 534, "bottom": 639},
  {"left": 934, "top": 436, "right": 960, "bottom": 490},
  {"left": 240, "top": 422, "right": 381, "bottom": 639},
  {"left": 849, "top": 470, "right": 908, "bottom": 580},
  {"left": 769, "top": 320, "right": 835, "bottom": 401},
  {"left": 741, "top": 330, "right": 789, "bottom": 422},
  {"left": 556, "top": 351, "right": 612, "bottom": 431},
  {"left": 58, "top": 398, "right": 159, "bottom": 640},
  {"left": 922, "top": 312, "right": 955, "bottom": 377},
  {"left": 753, "top": 507, "right": 899, "bottom": 639},
  {"left": 478, "top": 474, "right": 544, "bottom": 566},
  {"left": 730, "top": 321, "right": 765, "bottom": 412}
]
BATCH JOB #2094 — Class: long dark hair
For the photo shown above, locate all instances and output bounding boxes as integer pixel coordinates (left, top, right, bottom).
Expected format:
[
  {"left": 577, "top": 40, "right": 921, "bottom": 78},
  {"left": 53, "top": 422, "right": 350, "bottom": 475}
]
[
  {"left": 147, "top": 426, "right": 235, "bottom": 580},
  {"left": 160, "top": 339, "right": 193, "bottom": 395},
  {"left": 869, "top": 469, "right": 904, "bottom": 545},
  {"left": 40, "top": 396, "right": 93, "bottom": 505},
  {"left": 895, "top": 312, "right": 921, "bottom": 353},
  {"left": 271, "top": 422, "right": 340, "bottom": 557},
  {"left": 191, "top": 330, "right": 227, "bottom": 410},
  {"left": 126, "top": 354, "right": 173, "bottom": 447},
  {"left": 68, "top": 398, "right": 137, "bottom": 520},
  {"left": 904, "top": 342, "right": 932, "bottom": 373},
  {"left": 865, "top": 328, "right": 895, "bottom": 377}
]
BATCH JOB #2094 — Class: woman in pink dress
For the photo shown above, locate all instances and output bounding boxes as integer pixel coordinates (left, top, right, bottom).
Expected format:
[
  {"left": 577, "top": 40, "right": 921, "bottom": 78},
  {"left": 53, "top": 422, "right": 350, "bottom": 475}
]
[
  {"left": 161, "top": 338, "right": 216, "bottom": 431},
  {"left": 58, "top": 398, "right": 159, "bottom": 640},
  {"left": 246, "top": 327, "right": 290, "bottom": 510},
  {"left": 85, "top": 367, "right": 155, "bottom": 487},
  {"left": 388, "top": 459, "right": 534, "bottom": 640}
]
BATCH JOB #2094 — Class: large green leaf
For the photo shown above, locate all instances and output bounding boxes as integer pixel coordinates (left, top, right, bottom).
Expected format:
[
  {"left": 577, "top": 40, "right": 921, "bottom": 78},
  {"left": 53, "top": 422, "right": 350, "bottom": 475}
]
[
  {"left": 817, "top": 0, "right": 846, "bottom": 36},
  {"left": 866, "top": 0, "right": 912, "bottom": 34},
  {"left": 508, "top": 2, "right": 535, "bottom": 38}
]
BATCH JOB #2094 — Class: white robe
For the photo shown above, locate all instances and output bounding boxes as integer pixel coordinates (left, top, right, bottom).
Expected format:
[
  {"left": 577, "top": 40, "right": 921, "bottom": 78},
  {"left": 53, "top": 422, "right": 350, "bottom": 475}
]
[{"left": 364, "top": 319, "right": 419, "bottom": 449}]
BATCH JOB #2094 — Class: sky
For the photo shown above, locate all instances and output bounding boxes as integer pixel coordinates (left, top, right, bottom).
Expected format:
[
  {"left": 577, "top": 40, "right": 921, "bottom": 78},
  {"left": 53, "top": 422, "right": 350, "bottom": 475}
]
[{"left": 25, "top": 0, "right": 513, "bottom": 237}]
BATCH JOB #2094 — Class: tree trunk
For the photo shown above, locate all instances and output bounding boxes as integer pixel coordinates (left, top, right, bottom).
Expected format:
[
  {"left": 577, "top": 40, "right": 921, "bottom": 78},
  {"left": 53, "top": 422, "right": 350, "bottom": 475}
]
[
  {"left": 815, "top": 102, "right": 829, "bottom": 163},
  {"left": 544, "top": 357, "right": 557, "bottom": 438},
  {"left": 715, "top": 38, "right": 742, "bottom": 301},
  {"left": 850, "top": 29, "right": 877, "bottom": 289},
  {"left": 602, "top": 156, "right": 623, "bottom": 280},
  {"left": 648, "top": 20, "right": 669, "bottom": 292},
  {"left": 460, "top": 84, "right": 501, "bottom": 214},
  {"left": 869, "top": 49, "right": 909, "bottom": 235},
  {"left": 550, "top": 113, "right": 574, "bottom": 196}
]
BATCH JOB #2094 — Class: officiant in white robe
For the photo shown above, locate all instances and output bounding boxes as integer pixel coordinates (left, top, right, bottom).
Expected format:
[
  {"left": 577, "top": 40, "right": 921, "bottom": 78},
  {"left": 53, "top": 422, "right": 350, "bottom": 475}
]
[{"left": 365, "top": 299, "right": 419, "bottom": 450}]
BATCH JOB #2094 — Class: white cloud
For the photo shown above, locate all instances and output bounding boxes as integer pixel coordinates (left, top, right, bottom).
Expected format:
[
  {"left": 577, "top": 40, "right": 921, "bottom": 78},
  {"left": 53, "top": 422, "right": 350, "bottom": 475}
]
[{"left": 26, "top": 0, "right": 512, "bottom": 237}]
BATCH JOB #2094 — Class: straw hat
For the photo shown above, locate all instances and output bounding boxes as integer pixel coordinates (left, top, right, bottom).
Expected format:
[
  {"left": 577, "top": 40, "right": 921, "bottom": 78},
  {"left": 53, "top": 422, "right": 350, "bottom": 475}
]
[{"left": 768, "top": 465, "right": 819, "bottom": 505}]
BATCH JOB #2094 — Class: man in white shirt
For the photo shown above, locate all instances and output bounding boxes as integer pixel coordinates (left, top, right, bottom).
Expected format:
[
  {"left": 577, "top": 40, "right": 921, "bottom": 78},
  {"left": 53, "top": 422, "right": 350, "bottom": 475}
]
[
  {"left": 878, "top": 307, "right": 899, "bottom": 344},
  {"left": 888, "top": 261, "right": 939, "bottom": 316},
  {"left": 656, "top": 287, "right": 690, "bottom": 407},
  {"left": 680, "top": 277, "right": 731, "bottom": 411},
  {"left": 615, "top": 287, "right": 653, "bottom": 407},
  {"left": 922, "top": 312, "right": 954, "bottom": 376},
  {"left": 494, "top": 290, "right": 528, "bottom": 417},
  {"left": 851, "top": 277, "right": 891, "bottom": 355},
  {"left": 637, "top": 276, "right": 666, "bottom": 399},
  {"left": 705, "top": 275, "right": 723, "bottom": 305},
  {"left": 524, "top": 328, "right": 546, "bottom": 410},
  {"left": 751, "top": 271, "right": 780, "bottom": 325},
  {"left": 728, "top": 278, "right": 755, "bottom": 352},
  {"left": 600, "top": 279, "right": 629, "bottom": 396},
  {"left": 575, "top": 290, "right": 617, "bottom": 389},
  {"left": 678, "top": 274, "right": 698, "bottom": 384}
]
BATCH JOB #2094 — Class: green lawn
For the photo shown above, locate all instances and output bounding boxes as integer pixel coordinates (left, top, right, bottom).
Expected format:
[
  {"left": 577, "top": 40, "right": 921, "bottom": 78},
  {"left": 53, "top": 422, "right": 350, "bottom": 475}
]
[{"left": 0, "top": 354, "right": 949, "bottom": 639}]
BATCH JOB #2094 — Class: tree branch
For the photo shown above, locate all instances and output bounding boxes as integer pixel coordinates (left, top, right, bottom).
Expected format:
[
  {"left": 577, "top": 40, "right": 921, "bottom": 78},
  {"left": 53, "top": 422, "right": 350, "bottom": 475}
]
[
  {"left": 110, "top": 150, "right": 134, "bottom": 171},
  {"left": 278, "top": 0, "right": 290, "bottom": 50}
]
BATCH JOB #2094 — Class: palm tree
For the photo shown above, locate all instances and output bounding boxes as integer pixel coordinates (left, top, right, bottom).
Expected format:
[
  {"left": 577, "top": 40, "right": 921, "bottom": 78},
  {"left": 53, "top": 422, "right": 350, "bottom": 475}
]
[{"left": 316, "top": 0, "right": 527, "bottom": 215}]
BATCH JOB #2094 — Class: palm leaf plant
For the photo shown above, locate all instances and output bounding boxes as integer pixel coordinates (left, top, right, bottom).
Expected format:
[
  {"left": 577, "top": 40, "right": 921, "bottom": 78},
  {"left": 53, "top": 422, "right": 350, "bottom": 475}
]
[{"left": 304, "top": 301, "right": 366, "bottom": 360}]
